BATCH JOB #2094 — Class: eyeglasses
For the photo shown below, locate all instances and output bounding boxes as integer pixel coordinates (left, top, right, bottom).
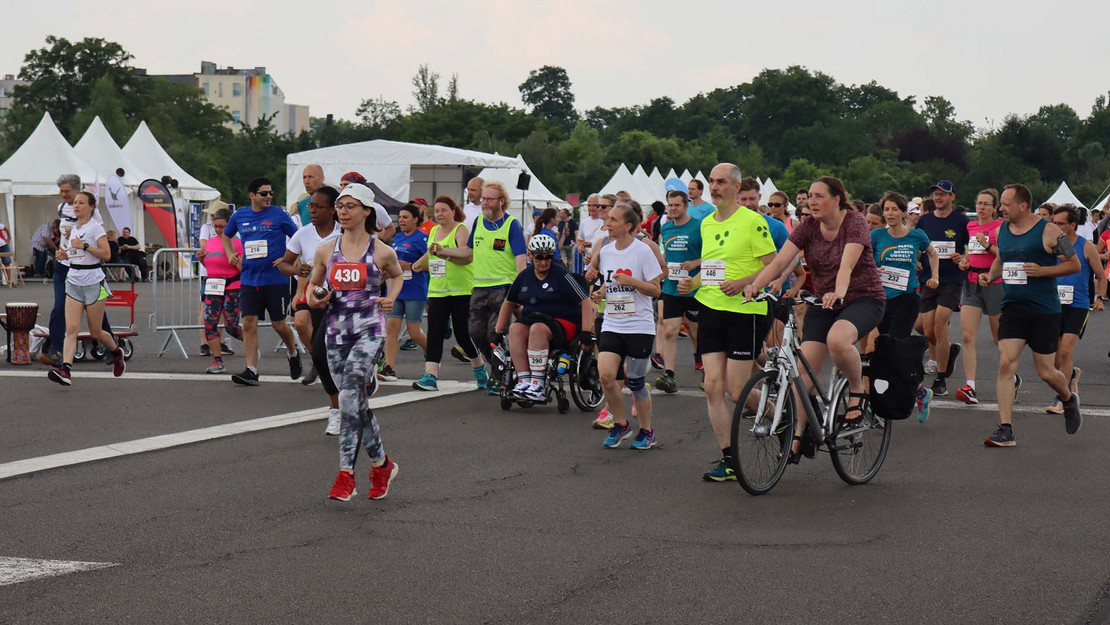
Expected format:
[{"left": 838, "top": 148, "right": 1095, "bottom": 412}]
[
  {"left": 598, "top": 204, "right": 614, "bottom": 209},
  {"left": 480, "top": 197, "right": 500, "bottom": 203},
  {"left": 335, "top": 202, "right": 363, "bottom": 211},
  {"left": 767, "top": 202, "right": 784, "bottom": 208},
  {"left": 256, "top": 190, "right": 273, "bottom": 197},
  {"left": 532, "top": 254, "right": 554, "bottom": 261}
]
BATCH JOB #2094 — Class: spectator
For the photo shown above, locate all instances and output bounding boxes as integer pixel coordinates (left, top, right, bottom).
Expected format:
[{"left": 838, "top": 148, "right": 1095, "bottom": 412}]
[
  {"left": 0, "top": 220, "right": 12, "bottom": 269},
  {"left": 105, "top": 229, "right": 122, "bottom": 264},
  {"left": 30, "top": 219, "right": 58, "bottom": 278},
  {"left": 117, "top": 227, "right": 150, "bottom": 281},
  {"left": 557, "top": 207, "right": 577, "bottom": 261}
]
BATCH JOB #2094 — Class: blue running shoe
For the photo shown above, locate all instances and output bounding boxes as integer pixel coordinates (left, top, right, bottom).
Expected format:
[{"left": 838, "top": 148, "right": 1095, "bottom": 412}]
[
  {"left": 603, "top": 421, "right": 633, "bottom": 448},
  {"left": 413, "top": 373, "right": 438, "bottom": 391},
  {"left": 702, "top": 457, "right": 736, "bottom": 482},
  {"left": 915, "top": 386, "right": 933, "bottom": 424},
  {"left": 630, "top": 428, "right": 655, "bottom": 450},
  {"left": 486, "top": 378, "right": 502, "bottom": 396},
  {"left": 474, "top": 366, "right": 489, "bottom": 390}
]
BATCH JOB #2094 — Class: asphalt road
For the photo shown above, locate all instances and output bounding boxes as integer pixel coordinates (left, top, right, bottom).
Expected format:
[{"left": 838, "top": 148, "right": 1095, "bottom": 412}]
[{"left": 2, "top": 281, "right": 1109, "bottom": 624}]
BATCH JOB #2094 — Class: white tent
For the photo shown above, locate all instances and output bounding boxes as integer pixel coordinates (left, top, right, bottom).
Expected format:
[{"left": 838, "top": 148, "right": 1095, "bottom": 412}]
[
  {"left": 122, "top": 121, "right": 221, "bottom": 202},
  {"left": 679, "top": 169, "right": 693, "bottom": 184},
  {"left": 647, "top": 167, "right": 667, "bottom": 205},
  {"left": 665, "top": 168, "right": 679, "bottom": 181},
  {"left": 0, "top": 113, "right": 100, "bottom": 263},
  {"left": 598, "top": 164, "right": 636, "bottom": 197},
  {"left": 73, "top": 117, "right": 152, "bottom": 235},
  {"left": 628, "top": 165, "right": 656, "bottom": 205},
  {"left": 286, "top": 139, "right": 522, "bottom": 206},
  {"left": 760, "top": 177, "right": 797, "bottom": 215},
  {"left": 694, "top": 171, "right": 710, "bottom": 193},
  {"left": 477, "top": 154, "right": 568, "bottom": 223},
  {"left": 1044, "top": 181, "right": 1087, "bottom": 208}
]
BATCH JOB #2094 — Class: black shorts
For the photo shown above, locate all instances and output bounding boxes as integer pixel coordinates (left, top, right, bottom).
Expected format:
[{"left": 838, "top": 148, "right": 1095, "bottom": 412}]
[
  {"left": 661, "top": 294, "right": 700, "bottom": 321},
  {"left": 1059, "top": 306, "right": 1089, "bottom": 338},
  {"left": 698, "top": 307, "right": 771, "bottom": 361},
  {"left": 999, "top": 306, "right": 1060, "bottom": 354},
  {"left": 920, "top": 283, "right": 961, "bottom": 313},
  {"left": 877, "top": 293, "right": 920, "bottom": 339},
  {"left": 802, "top": 297, "right": 885, "bottom": 344},
  {"left": 241, "top": 284, "right": 289, "bottom": 322},
  {"left": 598, "top": 332, "right": 654, "bottom": 360}
]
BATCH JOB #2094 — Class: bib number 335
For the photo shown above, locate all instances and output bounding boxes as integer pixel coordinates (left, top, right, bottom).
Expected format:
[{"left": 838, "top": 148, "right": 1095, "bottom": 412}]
[{"left": 329, "top": 262, "right": 368, "bottom": 291}]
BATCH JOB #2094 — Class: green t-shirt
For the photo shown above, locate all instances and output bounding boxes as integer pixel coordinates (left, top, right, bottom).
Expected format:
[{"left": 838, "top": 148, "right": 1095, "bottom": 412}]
[{"left": 695, "top": 207, "right": 777, "bottom": 314}]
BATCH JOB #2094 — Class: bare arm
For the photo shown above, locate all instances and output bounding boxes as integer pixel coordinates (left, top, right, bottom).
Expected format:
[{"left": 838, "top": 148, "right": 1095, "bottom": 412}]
[
  {"left": 1085, "top": 241, "right": 1106, "bottom": 309},
  {"left": 494, "top": 296, "right": 516, "bottom": 334}
]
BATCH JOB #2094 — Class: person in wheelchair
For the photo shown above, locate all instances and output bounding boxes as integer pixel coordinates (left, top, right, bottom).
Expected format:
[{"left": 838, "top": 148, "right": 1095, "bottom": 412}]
[{"left": 495, "top": 234, "right": 594, "bottom": 401}]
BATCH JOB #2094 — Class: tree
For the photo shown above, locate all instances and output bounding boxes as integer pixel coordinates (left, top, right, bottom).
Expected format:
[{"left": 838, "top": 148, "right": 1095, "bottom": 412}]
[
  {"left": 777, "top": 158, "right": 832, "bottom": 200},
  {"left": 519, "top": 65, "right": 577, "bottom": 130},
  {"left": 356, "top": 95, "right": 402, "bottom": 130},
  {"left": 70, "top": 75, "right": 131, "bottom": 141},
  {"left": 446, "top": 74, "right": 459, "bottom": 102},
  {"left": 922, "top": 95, "right": 974, "bottom": 143},
  {"left": 411, "top": 64, "right": 440, "bottom": 113}
]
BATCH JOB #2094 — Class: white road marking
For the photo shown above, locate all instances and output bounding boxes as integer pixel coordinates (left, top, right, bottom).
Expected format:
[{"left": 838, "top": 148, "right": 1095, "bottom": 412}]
[
  {"left": 0, "top": 557, "right": 118, "bottom": 586},
  {"left": 0, "top": 369, "right": 428, "bottom": 386},
  {"left": 0, "top": 381, "right": 475, "bottom": 481}
]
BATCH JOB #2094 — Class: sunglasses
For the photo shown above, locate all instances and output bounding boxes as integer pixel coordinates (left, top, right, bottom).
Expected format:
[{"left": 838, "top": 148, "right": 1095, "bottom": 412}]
[
  {"left": 767, "top": 202, "right": 784, "bottom": 208},
  {"left": 256, "top": 191, "right": 273, "bottom": 197},
  {"left": 532, "top": 254, "right": 554, "bottom": 261}
]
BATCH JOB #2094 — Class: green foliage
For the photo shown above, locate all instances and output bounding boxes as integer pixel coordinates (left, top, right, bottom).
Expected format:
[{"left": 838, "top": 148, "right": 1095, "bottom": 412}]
[
  {"left": 70, "top": 76, "right": 130, "bottom": 141},
  {"left": 519, "top": 65, "right": 577, "bottom": 131}
]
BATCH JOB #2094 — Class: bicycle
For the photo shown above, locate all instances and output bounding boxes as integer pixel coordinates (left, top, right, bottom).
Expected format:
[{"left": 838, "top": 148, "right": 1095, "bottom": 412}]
[{"left": 729, "top": 292, "right": 891, "bottom": 495}]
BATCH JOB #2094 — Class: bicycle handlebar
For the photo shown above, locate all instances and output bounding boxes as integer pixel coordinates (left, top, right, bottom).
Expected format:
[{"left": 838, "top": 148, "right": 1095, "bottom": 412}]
[{"left": 749, "top": 290, "right": 823, "bottom": 307}]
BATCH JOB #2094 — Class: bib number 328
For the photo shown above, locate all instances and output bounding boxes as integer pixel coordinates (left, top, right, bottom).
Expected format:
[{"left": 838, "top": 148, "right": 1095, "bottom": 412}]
[{"left": 329, "top": 262, "right": 368, "bottom": 291}]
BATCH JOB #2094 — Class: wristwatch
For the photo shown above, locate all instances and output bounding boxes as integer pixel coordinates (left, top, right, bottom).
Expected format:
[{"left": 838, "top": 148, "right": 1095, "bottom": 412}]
[{"left": 82, "top": 243, "right": 89, "bottom": 251}]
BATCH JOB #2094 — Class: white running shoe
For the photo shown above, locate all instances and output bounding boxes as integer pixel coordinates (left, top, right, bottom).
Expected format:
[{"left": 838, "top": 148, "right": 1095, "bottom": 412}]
[
  {"left": 924, "top": 359, "right": 938, "bottom": 375},
  {"left": 325, "top": 408, "right": 341, "bottom": 436},
  {"left": 510, "top": 381, "right": 531, "bottom": 398},
  {"left": 522, "top": 382, "right": 546, "bottom": 402}
]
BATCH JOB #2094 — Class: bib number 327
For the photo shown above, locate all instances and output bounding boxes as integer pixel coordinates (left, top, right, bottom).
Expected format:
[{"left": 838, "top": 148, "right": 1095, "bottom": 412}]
[{"left": 329, "top": 262, "right": 368, "bottom": 291}]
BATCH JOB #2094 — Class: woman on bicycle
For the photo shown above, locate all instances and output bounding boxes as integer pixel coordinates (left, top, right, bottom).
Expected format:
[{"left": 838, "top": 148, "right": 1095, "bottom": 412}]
[
  {"left": 381, "top": 204, "right": 429, "bottom": 381},
  {"left": 745, "top": 177, "right": 885, "bottom": 459},
  {"left": 495, "top": 234, "right": 593, "bottom": 401}
]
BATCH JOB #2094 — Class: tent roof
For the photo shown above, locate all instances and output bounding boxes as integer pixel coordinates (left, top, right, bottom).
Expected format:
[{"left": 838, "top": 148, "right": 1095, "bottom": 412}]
[
  {"left": 598, "top": 164, "right": 635, "bottom": 197},
  {"left": 477, "top": 155, "right": 568, "bottom": 211},
  {"left": 0, "top": 112, "right": 98, "bottom": 196},
  {"left": 1044, "top": 181, "right": 1086, "bottom": 209},
  {"left": 646, "top": 168, "right": 667, "bottom": 204},
  {"left": 122, "top": 121, "right": 220, "bottom": 201},
  {"left": 679, "top": 169, "right": 693, "bottom": 183},
  {"left": 761, "top": 177, "right": 797, "bottom": 214},
  {"left": 73, "top": 117, "right": 150, "bottom": 187},
  {"left": 287, "top": 139, "right": 522, "bottom": 169}
]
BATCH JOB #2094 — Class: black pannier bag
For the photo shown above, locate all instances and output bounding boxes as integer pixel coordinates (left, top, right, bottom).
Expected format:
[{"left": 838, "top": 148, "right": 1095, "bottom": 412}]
[{"left": 867, "top": 334, "right": 927, "bottom": 420}]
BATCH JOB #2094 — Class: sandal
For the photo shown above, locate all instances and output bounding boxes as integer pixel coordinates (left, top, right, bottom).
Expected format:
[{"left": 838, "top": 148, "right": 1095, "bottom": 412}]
[{"left": 844, "top": 392, "right": 868, "bottom": 423}]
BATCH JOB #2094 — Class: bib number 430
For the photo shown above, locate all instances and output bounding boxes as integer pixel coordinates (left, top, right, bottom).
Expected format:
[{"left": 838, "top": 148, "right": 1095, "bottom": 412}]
[{"left": 329, "top": 262, "right": 368, "bottom": 291}]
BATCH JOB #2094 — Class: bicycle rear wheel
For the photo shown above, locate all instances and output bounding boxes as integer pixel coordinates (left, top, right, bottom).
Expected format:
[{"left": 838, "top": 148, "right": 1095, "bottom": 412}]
[
  {"left": 828, "top": 380, "right": 891, "bottom": 485},
  {"left": 730, "top": 369, "right": 795, "bottom": 495}
]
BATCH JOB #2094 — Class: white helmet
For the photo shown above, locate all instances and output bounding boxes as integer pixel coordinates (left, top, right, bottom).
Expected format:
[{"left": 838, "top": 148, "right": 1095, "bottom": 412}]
[{"left": 528, "top": 233, "right": 557, "bottom": 254}]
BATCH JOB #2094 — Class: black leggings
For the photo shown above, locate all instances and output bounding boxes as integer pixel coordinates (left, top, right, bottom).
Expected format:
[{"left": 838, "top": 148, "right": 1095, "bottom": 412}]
[
  {"left": 426, "top": 295, "right": 478, "bottom": 364},
  {"left": 877, "top": 292, "right": 920, "bottom": 339},
  {"left": 310, "top": 307, "right": 339, "bottom": 396}
]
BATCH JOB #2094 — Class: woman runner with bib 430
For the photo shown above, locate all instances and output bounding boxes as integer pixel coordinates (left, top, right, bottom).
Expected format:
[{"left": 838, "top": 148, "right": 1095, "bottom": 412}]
[{"left": 307, "top": 184, "right": 405, "bottom": 501}]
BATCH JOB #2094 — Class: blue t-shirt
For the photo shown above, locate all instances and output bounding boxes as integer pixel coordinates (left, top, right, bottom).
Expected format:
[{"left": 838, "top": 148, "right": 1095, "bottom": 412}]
[
  {"left": 688, "top": 202, "right": 715, "bottom": 221},
  {"left": 871, "top": 227, "right": 932, "bottom": 300},
  {"left": 223, "top": 205, "right": 298, "bottom": 286},
  {"left": 660, "top": 216, "right": 702, "bottom": 297},
  {"left": 540, "top": 227, "right": 562, "bottom": 262},
  {"left": 916, "top": 210, "right": 969, "bottom": 284},
  {"left": 506, "top": 262, "right": 588, "bottom": 321},
  {"left": 1057, "top": 235, "right": 1091, "bottom": 309},
  {"left": 763, "top": 214, "right": 789, "bottom": 251},
  {"left": 295, "top": 196, "right": 311, "bottom": 228},
  {"left": 467, "top": 215, "right": 527, "bottom": 256},
  {"left": 391, "top": 228, "right": 429, "bottom": 301}
]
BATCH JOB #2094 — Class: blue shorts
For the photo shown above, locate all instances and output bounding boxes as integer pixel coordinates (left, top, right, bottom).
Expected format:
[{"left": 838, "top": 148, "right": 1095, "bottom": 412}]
[{"left": 386, "top": 298, "right": 427, "bottom": 324}]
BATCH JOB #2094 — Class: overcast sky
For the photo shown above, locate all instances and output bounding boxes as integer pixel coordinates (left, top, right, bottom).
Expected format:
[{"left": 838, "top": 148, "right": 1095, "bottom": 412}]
[{"left": 4, "top": 1, "right": 1108, "bottom": 131}]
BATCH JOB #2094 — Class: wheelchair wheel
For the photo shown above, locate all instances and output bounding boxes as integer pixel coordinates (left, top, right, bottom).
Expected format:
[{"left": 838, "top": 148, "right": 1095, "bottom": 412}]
[
  {"left": 121, "top": 338, "right": 134, "bottom": 360},
  {"left": 74, "top": 340, "right": 86, "bottom": 361},
  {"left": 570, "top": 349, "right": 604, "bottom": 412},
  {"left": 91, "top": 342, "right": 107, "bottom": 360}
]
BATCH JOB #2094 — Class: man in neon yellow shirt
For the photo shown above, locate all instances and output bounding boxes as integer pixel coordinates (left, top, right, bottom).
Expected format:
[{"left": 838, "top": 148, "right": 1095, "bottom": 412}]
[
  {"left": 679, "top": 166, "right": 779, "bottom": 482},
  {"left": 469, "top": 181, "right": 528, "bottom": 393}
]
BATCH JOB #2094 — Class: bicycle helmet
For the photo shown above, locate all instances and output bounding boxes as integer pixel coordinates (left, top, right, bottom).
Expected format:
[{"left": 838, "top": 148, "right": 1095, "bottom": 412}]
[{"left": 528, "top": 233, "right": 557, "bottom": 255}]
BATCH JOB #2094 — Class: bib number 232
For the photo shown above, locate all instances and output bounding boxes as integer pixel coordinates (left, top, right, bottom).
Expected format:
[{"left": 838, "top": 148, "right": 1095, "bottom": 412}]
[{"left": 329, "top": 262, "right": 368, "bottom": 291}]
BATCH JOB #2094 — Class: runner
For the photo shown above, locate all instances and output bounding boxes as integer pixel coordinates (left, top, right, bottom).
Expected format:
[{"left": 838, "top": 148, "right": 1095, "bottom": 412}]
[
  {"left": 767, "top": 191, "right": 797, "bottom": 234},
  {"left": 412, "top": 196, "right": 487, "bottom": 391},
  {"left": 221, "top": 177, "right": 302, "bottom": 386},
  {"left": 277, "top": 187, "right": 340, "bottom": 387},
  {"left": 654, "top": 189, "right": 701, "bottom": 394},
  {"left": 495, "top": 234, "right": 593, "bottom": 400},
  {"left": 196, "top": 202, "right": 234, "bottom": 358},
  {"left": 594, "top": 204, "right": 663, "bottom": 450},
  {"left": 980, "top": 184, "right": 1082, "bottom": 446},
  {"left": 954, "top": 189, "right": 1005, "bottom": 405},
  {"left": 381, "top": 204, "right": 429, "bottom": 381},
  {"left": 468, "top": 181, "right": 527, "bottom": 394},
  {"left": 199, "top": 208, "right": 244, "bottom": 375},
  {"left": 688, "top": 179, "right": 715, "bottom": 220},
  {"left": 746, "top": 176, "right": 886, "bottom": 463},
  {"left": 1043, "top": 205, "right": 1105, "bottom": 413},
  {"left": 47, "top": 191, "right": 126, "bottom": 385},
  {"left": 680, "top": 167, "right": 778, "bottom": 480},
  {"left": 871, "top": 191, "right": 939, "bottom": 422},
  {"left": 916, "top": 179, "right": 968, "bottom": 396},
  {"left": 307, "top": 183, "right": 405, "bottom": 501}
]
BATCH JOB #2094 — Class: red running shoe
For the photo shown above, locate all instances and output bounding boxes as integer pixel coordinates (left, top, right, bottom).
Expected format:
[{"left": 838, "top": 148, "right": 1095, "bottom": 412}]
[
  {"left": 954, "top": 384, "right": 978, "bottom": 405},
  {"left": 328, "top": 470, "right": 356, "bottom": 501},
  {"left": 112, "top": 348, "right": 126, "bottom": 377},
  {"left": 368, "top": 458, "right": 399, "bottom": 500}
]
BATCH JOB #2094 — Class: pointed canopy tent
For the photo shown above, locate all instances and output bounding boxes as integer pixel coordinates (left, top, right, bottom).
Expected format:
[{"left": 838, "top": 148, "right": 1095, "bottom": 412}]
[
  {"left": 598, "top": 164, "right": 636, "bottom": 197},
  {"left": 665, "top": 168, "right": 679, "bottom": 181},
  {"left": 286, "top": 139, "right": 522, "bottom": 207},
  {"left": 647, "top": 168, "right": 667, "bottom": 205},
  {"left": 477, "top": 155, "right": 569, "bottom": 223},
  {"left": 760, "top": 177, "right": 797, "bottom": 215},
  {"left": 74, "top": 117, "right": 149, "bottom": 187},
  {"left": 1044, "top": 181, "right": 1087, "bottom": 208},
  {"left": 679, "top": 169, "right": 693, "bottom": 184},
  {"left": 694, "top": 171, "right": 710, "bottom": 193},
  {"left": 628, "top": 165, "right": 656, "bottom": 205},
  {"left": 0, "top": 113, "right": 101, "bottom": 263},
  {"left": 122, "top": 121, "right": 221, "bottom": 202}
]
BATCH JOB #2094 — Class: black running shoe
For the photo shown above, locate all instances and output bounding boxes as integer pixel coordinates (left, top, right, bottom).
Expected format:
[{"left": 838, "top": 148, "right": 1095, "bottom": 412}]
[
  {"left": 931, "top": 377, "right": 948, "bottom": 397},
  {"left": 1063, "top": 394, "right": 1082, "bottom": 435},
  {"left": 984, "top": 424, "right": 1016, "bottom": 447},
  {"left": 232, "top": 368, "right": 260, "bottom": 386},
  {"left": 944, "top": 343, "right": 961, "bottom": 378},
  {"left": 289, "top": 352, "right": 303, "bottom": 380},
  {"left": 301, "top": 364, "right": 318, "bottom": 386},
  {"left": 220, "top": 342, "right": 235, "bottom": 356},
  {"left": 450, "top": 344, "right": 469, "bottom": 363},
  {"left": 200, "top": 344, "right": 211, "bottom": 357}
]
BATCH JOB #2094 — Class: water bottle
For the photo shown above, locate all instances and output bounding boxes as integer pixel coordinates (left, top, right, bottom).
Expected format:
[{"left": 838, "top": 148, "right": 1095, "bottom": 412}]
[
  {"left": 556, "top": 353, "right": 572, "bottom": 375},
  {"left": 491, "top": 344, "right": 509, "bottom": 373}
]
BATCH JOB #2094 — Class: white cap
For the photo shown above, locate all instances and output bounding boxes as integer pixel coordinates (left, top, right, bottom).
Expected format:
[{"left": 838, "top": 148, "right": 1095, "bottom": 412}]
[
  {"left": 337, "top": 183, "right": 390, "bottom": 232},
  {"left": 908, "top": 203, "right": 921, "bottom": 214}
]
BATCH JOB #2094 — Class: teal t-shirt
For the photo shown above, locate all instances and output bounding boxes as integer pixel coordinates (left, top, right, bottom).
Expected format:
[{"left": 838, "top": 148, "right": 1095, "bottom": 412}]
[
  {"left": 660, "top": 216, "right": 702, "bottom": 296},
  {"left": 688, "top": 202, "right": 715, "bottom": 221},
  {"left": 871, "top": 227, "right": 931, "bottom": 299},
  {"left": 295, "top": 196, "right": 311, "bottom": 227}
]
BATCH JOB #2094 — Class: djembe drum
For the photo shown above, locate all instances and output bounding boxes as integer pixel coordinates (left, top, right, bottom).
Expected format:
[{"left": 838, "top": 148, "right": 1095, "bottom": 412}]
[{"left": 5, "top": 302, "right": 38, "bottom": 365}]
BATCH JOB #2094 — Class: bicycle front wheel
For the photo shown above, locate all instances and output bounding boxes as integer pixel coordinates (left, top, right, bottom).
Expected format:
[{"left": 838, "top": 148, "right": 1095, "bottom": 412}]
[
  {"left": 828, "top": 381, "right": 892, "bottom": 485},
  {"left": 730, "top": 369, "right": 796, "bottom": 495}
]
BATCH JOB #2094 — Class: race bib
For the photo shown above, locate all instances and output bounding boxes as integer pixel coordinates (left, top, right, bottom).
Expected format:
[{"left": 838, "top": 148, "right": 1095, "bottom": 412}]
[
  {"left": 932, "top": 241, "right": 956, "bottom": 259},
  {"left": 606, "top": 291, "right": 636, "bottom": 316},
  {"left": 204, "top": 278, "right": 227, "bottom": 296},
  {"left": 66, "top": 247, "right": 83, "bottom": 260},
  {"left": 1058, "top": 284, "right": 1074, "bottom": 305},
  {"left": 879, "top": 265, "right": 911, "bottom": 291},
  {"left": 1002, "top": 262, "right": 1027, "bottom": 285},
  {"left": 244, "top": 240, "right": 268, "bottom": 260},
  {"left": 701, "top": 259, "right": 726, "bottom": 286},
  {"left": 329, "top": 261, "right": 368, "bottom": 291},
  {"left": 429, "top": 258, "right": 448, "bottom": 278},
  {"left": 967, "top": 238, "right": 988, "bottom": 255},
  {"left": 667, "top": 262, "right": 689, "bottom": 281},
  {"left": 403, "top": 269, "right": 413, "bottom": 281}
]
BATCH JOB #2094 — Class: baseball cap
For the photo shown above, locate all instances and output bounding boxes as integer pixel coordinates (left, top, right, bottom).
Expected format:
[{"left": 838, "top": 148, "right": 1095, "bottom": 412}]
[
  {"left": 930, "top": 180, "right": 956, "bottom": 194},
  {"left": 340, "top": 171, "right": 367, "bottom": 185},
  {"left": 337, "top": 183, "right": 376, "bottom": 208},
  {"left": 412, "top": 197, "right": 428, "bottom": 208},
  {"left": 908, "top": 204, "right": 921, "bottom": 215}
]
